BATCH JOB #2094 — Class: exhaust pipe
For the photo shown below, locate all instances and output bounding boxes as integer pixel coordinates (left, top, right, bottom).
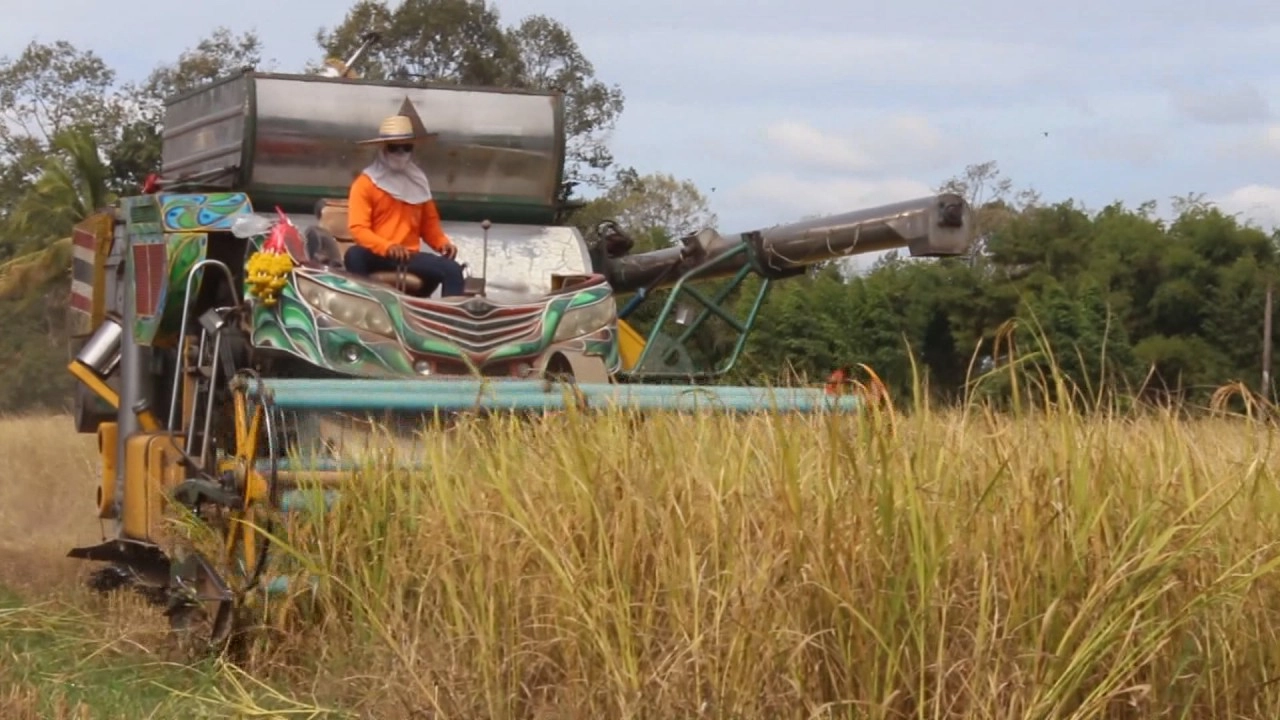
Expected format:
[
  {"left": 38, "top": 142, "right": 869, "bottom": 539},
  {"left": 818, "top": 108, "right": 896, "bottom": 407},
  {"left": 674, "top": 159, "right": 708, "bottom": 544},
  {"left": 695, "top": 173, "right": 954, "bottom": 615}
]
[{"left": 318, "top": 32, "right": 382, "bottom": 78}]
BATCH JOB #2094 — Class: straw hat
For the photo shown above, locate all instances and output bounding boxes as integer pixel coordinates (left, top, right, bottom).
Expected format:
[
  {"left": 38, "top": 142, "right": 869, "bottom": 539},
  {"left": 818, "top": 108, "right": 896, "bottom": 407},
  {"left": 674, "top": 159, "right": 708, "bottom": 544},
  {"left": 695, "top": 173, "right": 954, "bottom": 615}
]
[{"left": 357, "top": 115, "right": 419, "bottom": 145}]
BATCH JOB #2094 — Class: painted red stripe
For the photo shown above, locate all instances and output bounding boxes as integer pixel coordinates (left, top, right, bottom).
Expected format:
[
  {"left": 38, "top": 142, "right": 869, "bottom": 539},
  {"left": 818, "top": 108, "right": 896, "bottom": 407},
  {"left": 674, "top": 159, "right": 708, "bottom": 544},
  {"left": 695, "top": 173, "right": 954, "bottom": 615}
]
[
  {"left": 133, "top": 244, "right": 167, "bottom": 317},
  {"left": 73, "top": 228, "right": 96, "bottom": 250},
  {"left": 69, "top": 292, "right": 92, "bottom": 312}
]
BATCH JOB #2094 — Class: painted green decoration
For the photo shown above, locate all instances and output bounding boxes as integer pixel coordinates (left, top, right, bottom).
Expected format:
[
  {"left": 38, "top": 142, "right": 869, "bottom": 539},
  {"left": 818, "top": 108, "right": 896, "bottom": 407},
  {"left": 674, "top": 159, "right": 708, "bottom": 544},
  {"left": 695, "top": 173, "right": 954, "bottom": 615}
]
[
  {"left": 155, "top": 233, "right": 210, "bottom": 344},
  {"left": 119, "top": 191, "right": 251, "bottom": 346},
  {"left": 249, "top": 262, "right": 619, "bottom": 379},
  {"left": 159, "top": 193, "right": 254, "bottom": 232},
  {"left": 115, "top": 188, "right": 619, "bottom": 371}
]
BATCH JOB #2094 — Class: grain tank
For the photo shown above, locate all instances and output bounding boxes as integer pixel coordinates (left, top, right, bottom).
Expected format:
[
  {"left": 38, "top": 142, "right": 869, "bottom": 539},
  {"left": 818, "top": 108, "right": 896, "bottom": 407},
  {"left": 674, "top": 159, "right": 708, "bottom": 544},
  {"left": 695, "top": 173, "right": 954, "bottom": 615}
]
[{"left": 161, "top": 70, "right": 567, "bottom": 225}]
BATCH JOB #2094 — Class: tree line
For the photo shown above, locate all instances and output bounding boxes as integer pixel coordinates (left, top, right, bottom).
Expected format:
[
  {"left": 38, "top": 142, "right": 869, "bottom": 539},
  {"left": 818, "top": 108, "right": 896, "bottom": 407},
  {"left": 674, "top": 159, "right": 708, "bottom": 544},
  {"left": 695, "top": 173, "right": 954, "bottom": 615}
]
[
  {"left": 731, "top": 176, "right": 1280, "bottom": 409},
  {"left": 0, "top": 0, "right": 1275, "bottom": 413}
]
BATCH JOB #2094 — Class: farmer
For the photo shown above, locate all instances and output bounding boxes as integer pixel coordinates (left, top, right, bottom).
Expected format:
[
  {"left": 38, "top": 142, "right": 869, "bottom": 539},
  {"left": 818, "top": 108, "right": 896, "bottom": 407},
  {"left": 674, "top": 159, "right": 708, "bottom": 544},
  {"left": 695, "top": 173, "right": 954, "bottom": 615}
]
[{"left": 344, "top": 114, "right": 466, "bottom": 297}]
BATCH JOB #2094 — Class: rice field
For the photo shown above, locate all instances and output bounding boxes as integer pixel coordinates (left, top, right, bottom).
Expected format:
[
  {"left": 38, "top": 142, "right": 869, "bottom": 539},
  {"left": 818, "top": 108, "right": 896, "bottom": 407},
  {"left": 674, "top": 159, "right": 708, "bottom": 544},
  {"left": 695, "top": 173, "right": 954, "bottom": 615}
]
[{"left": 4, "top": 380, "right": 1280, "bottom": 718}]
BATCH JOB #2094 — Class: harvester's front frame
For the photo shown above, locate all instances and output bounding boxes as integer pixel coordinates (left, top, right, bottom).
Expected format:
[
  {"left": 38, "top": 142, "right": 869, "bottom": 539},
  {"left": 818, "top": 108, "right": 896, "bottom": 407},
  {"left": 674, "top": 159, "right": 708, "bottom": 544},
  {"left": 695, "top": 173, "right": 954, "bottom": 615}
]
[
  {"left": 60, "top": 188, "right": 874, "bottom": 652},
  {"left": 55, "top": 23, "right": 975, "bottom": 649}
]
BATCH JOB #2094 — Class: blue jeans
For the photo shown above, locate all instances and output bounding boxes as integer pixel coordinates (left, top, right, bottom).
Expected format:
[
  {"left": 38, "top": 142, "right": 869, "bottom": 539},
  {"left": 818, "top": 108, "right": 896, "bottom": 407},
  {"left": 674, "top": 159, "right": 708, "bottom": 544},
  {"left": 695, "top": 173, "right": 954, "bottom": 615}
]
[{"left": 343, "top": 244, "right": 466, "bottom": 297}]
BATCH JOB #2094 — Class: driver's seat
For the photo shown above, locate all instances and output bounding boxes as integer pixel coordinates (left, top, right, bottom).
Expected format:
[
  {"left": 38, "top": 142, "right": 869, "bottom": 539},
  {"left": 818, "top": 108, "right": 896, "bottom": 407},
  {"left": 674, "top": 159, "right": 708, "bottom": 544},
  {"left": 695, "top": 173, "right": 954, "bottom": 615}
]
[{"left": 315, "top": 199, "right": 425, "bottom": 295}]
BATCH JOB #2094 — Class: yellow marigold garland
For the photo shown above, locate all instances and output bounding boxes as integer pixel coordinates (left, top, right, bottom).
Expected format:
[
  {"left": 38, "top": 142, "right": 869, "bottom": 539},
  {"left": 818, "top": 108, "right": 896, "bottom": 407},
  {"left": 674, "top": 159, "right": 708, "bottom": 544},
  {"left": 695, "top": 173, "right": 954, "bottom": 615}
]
[
  {"left": 245, "top": 248, "right": 293, "bottom": 306},
  {"left": 245, "top": 207, "right": 298, "bottom": 307}
]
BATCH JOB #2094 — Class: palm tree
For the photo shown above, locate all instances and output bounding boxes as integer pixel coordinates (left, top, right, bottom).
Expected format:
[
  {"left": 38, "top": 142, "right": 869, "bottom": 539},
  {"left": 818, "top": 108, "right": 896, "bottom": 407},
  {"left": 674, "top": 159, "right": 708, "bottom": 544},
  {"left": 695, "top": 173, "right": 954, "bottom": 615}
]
[
  {"left": 0, "top": 242, "right": 74, "bottom": 300},
  {"left": 0, "top": 125, "right": 115, "bottom": 299}
]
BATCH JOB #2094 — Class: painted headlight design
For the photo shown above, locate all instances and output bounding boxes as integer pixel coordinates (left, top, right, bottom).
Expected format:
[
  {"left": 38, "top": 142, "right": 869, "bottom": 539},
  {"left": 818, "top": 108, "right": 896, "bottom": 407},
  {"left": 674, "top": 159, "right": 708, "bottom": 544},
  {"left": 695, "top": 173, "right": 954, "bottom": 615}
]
[
  {"left": 296, "top": 275, "right": 396, "bottom": 338},
  {"left": 553, "top": 296, "right": 616, "bottom": 342}
]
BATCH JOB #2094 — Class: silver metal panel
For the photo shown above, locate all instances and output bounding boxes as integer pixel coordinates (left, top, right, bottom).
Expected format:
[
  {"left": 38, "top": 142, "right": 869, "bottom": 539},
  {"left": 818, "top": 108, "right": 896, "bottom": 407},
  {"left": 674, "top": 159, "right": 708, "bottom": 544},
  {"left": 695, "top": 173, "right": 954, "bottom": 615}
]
[
  {"left": 439, "top": 222, "right": 591, "bottom": 303},
  {"left": 161, "top": 72, "right": 563, "bottom": 215},
  {"left": 276, "top": 214, "right": 591, "bottom": 304},
  {"left": 601, "top": 193, "right": 974, "bottom": 294},
  {"left": 161, "top": 74, "right": 250, "bottom": 180}
]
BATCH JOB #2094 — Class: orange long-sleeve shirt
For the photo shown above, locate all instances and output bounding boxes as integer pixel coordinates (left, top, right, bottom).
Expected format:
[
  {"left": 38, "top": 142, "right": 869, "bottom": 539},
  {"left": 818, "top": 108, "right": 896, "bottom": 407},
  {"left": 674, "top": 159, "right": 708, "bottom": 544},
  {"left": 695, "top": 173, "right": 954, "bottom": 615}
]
[{"left": 346, "top": 173, "right": 450, "bottom": 255}]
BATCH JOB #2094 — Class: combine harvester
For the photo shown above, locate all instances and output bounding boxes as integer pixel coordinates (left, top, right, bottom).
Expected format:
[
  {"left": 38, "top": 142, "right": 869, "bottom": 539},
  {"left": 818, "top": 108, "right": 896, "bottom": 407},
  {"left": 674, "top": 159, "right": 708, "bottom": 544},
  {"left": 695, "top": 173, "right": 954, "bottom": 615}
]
[{"left": 60, "top": 37, "right": 975, "bottom": 648}]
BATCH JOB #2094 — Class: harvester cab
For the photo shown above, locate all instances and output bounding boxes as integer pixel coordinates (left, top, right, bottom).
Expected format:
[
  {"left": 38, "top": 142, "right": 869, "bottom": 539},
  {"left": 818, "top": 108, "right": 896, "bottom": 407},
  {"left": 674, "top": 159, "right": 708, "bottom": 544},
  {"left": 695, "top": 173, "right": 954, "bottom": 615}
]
[{"left": 58, "top": 45, "right": 977, "bottom": 651}]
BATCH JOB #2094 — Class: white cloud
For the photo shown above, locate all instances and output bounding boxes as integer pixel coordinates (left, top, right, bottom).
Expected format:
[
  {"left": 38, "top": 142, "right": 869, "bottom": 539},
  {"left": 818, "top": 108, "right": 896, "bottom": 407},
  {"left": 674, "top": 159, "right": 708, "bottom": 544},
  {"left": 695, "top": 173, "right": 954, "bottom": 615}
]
[
  {"left": 1215, "top": 184, "right": 1280, "bottom": 231},
  {"left": 762, "top": 115, "right": 952, "bottom": 175},
  {"left": 587, "top": 31, "right": 1077, "bottom": 101},
  {"left": 724, "top": 172, "right": 935, "bottom": 224},
  {"left": 1072, "top": 128, "right": 1167, "bottom": 167},
  {"left": 582, "top": 21, "right": 1280, "bottom": 110},
  {"left": 1215, "top": 124, "right": 1280, "bottom": 162},
  {"left": 1264, "top": 126, "right": 1280, "bottom": 155},
  {"left": 764, "top": 122, "right": 874, "bottom": 174},
  {"left": 1170, "top": 84, "right": 1272, "bottom": 125}
]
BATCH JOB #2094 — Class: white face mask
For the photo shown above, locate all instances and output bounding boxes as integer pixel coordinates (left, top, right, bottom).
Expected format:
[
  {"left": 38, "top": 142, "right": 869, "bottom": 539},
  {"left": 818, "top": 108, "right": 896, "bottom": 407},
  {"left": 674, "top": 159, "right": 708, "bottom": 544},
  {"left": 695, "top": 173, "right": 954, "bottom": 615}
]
[{"left": 384, "top": 150, "right": 412, "bottom": 171}]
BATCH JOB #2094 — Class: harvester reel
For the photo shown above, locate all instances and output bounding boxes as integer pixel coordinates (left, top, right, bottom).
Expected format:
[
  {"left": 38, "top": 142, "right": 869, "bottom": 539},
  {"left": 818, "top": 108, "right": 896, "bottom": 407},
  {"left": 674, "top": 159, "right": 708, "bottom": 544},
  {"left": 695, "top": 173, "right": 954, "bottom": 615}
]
[
  {"left": 222, "top": 383, "right": 276, "bottom": 597},
  {"left": 167, "top": 374, "right": 280, "bottom": 656}
]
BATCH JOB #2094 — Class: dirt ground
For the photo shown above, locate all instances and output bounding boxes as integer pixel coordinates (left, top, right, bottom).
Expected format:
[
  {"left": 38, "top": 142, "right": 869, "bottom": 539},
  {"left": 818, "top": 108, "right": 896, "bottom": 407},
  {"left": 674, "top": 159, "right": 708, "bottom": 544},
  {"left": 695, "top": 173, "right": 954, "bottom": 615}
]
[
  {"left": 0, "top": 414, "right": 103, "bottom": 598},
  {"left": 0, "top": 410, "right": 423, "bottom": 599}
]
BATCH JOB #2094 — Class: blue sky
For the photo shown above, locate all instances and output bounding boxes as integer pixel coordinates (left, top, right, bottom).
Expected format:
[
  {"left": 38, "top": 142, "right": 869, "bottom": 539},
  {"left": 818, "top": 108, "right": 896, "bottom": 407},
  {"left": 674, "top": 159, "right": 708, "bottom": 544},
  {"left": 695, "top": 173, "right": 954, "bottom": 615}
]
[{"left": 5, "top": 0, "right": 1278, "bottom": 241}]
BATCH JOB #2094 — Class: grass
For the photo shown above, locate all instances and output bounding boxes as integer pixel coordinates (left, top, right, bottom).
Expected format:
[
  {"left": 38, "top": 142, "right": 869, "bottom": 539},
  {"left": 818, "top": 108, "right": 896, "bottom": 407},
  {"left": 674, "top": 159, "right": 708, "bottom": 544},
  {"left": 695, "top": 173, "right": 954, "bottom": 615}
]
[
  {"left": 0, "top": 587, "right": 344, "bottom": 718},
  {"left": 0, "top": 595, "right": 216, "bottom": 719},
  {"left": 0, "top": 415, "right": 335, "bottom": 718},
  {"left": 5, "top": 366, "right": 1280, "bottom": 717}
]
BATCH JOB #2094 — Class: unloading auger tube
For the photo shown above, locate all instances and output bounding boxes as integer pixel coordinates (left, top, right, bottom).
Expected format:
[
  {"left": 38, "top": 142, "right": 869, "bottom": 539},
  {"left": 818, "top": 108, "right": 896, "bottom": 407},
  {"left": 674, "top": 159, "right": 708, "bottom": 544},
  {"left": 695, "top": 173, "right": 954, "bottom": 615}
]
[{"left": 599, "top": 192, "right": 972, "bottom": 293}]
